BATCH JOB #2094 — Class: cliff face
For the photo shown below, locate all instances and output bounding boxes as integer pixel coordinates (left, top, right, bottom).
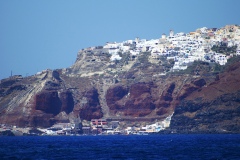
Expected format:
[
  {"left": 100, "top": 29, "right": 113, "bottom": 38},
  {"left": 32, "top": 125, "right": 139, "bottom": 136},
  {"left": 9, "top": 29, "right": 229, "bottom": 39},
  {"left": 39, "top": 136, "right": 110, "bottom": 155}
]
[
  {"left": 79, "top": 88, "right": 103, "bottom": 121},
  {"left": 1, "top": 45, "right": 240, "bottom": 133},
  {"left": 35, "top": 90, "right": 74, "bottom": 115},
  {"left": 163, "top": 61, "right": 240, "bottom": 133},
  {"left": 170, "top": 91, "right": 240, "bottom": 133}
]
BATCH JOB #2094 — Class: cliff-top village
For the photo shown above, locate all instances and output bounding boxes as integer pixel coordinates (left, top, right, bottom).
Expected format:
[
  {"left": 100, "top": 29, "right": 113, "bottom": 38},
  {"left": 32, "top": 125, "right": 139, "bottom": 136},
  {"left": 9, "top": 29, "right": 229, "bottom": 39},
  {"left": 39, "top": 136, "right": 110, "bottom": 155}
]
[{"left": 102, "top": 24, "right": 240, "bottom": 70}]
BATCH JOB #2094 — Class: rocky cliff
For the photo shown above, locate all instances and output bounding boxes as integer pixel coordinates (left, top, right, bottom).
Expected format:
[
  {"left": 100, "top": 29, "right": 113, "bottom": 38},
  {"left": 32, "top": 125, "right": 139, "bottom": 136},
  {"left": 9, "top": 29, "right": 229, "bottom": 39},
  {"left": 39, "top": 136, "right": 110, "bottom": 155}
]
[
  {"left": 163, "top": 59, "right": 240, "bottom": 133},
  {"left": 1, "top": 46, "right": 240, "bottom": 133}
]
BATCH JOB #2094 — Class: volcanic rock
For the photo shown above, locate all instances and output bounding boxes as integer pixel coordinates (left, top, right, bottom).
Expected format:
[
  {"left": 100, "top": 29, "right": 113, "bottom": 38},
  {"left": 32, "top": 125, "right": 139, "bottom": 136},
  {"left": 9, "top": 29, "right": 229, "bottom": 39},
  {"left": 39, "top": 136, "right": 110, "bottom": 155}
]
[
  {"left": 79, "top": 88, "right": 103, "bottom": 121},
  {"left": 1, "top": 41, "right": 240, "bottom": 134}
]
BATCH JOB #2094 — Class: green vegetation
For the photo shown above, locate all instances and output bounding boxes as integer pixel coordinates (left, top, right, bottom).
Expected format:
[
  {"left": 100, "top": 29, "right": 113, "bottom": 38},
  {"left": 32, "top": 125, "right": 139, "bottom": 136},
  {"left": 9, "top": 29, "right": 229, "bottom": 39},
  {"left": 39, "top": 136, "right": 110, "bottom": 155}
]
[
  {"left": 170, "top": 61, "right": 212, "bottom": 75},
  {"left": 114, "top": 52, "right": 130, "bottom": 66},
  {"left": 171, "top": 55, "right": 240, "bottom": 75},
  {"left": 130, "top": 52, "right": 153, "bottom": 69},
  {"left": 120, "top": 52, "right": 130, "bottom": 65},
  {"left": 213, "top": 63, "right": 224, "bottom": 73},
  {"left": 223, "top": 55, "right": 240, "bottom": 70},
  {"left": 211, "top": 55, "right": 240, "bottom": 73},
  {"left": 163, "top": 59, "right": 175, "bottom": 72},
  {"left": 103, "top": 52, "right": 112, "bottom": 61},
  {"left": 211, "top": 44, "right": 237, "bottom": 55},
  {"left": 159, "top": 56, "right": 175, "bottom": 72},
  {"left": 118, "top": 52, "right": 123, "bottom": 57},
  {"left": 138, "top": 52, "right": 151, "bottom": 63}
]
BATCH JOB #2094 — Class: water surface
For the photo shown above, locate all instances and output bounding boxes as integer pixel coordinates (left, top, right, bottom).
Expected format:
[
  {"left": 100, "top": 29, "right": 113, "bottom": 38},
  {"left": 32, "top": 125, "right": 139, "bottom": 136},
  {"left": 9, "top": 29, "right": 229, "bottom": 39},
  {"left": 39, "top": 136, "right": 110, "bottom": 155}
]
[{"left": 0, "top": 134, "right": 240, "bottom": 159}]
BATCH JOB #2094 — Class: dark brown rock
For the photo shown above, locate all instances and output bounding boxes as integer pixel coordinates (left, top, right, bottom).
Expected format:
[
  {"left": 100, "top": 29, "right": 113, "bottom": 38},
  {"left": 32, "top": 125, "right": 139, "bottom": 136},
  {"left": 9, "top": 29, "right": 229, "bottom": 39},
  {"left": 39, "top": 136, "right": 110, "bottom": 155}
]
[
  {"left": 167, "top": 61, "right": 240, "bottom": 133},
  {"left": 124, "top": 93, "right": 155, "bottom": 117},
  {"left": 35, "top": 91, "right": 61, "bottom": 115},
  {"left": 60, "top": 91, "right": 74, "bottom": 114},
  {"left": 1, "top": 46, "right": 240, "bottom": 134},
  {"left": 169, "top": 92, "right": 240, "bottom": 133},
  {"left": 129, "top": 82, "right": 151, "bottom": 99},
  {"left": 106, "top": 82, "right": 157, "bottom": 117},
  {"left": 177, "top": 79, "right": 206, "bottom": 101},
  {"left": 193, "top": 78, "right": 206, "bottom": 87},
  {"left": 106, "top": 85, "right": 129, "bottom": 110},
  {"left": 79, "top": 88, "right": 103, "bottom": 121},
  {"left": 28, "top": 111, "right": 57, "bottom": 127},
  {"left": 155, "top": 83, "right": 176, "bottom": 115}
]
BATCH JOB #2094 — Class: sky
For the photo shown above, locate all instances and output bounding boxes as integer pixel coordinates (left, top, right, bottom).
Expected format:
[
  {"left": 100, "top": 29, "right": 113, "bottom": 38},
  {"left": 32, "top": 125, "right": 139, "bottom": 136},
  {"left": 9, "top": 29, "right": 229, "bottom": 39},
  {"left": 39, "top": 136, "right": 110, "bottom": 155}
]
[{"left": 0, "top": 0, "right": 240, "bottom": 79}]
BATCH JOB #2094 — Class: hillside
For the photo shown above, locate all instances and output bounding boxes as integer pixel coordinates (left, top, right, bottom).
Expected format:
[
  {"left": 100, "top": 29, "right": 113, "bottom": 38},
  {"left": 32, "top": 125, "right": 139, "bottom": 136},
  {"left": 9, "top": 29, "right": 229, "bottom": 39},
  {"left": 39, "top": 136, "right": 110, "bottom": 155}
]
[{"left": 1, "top": 25, "right": 240, "bottom": 134}]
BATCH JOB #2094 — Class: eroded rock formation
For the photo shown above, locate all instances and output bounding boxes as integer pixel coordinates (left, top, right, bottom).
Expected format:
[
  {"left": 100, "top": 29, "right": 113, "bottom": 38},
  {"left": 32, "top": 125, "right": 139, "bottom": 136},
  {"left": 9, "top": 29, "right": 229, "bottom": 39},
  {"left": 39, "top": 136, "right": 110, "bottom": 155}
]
[
  {"left": 79, "top": 88, "right": 103, "bottom": 121},
  {"left": 1, "top": 45, "right": 240, "bottom": 134},
  {"left": 162, "top": 61, "right": 240, "bottom": 133}
]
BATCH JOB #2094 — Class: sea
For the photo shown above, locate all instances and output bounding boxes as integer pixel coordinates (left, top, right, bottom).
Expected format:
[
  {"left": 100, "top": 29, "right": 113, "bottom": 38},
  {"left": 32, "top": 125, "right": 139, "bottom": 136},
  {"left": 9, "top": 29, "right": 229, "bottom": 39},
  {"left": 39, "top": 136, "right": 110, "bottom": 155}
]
[{"left": 0, "top": 134, "right": 240, "bottom": 160}]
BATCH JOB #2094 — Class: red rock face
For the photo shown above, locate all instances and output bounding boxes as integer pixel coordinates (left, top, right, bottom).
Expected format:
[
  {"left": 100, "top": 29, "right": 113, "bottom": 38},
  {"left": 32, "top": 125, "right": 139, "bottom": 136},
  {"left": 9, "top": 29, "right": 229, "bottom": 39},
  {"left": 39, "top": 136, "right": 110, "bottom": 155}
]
[
  {"left": 177, "top": 79, "right": 206, "bottom": 101},
  {"left": 106, "top": 82, "right": 179, "bottom": 117},
  {"left": 124, "top": 93, "right": 155, "bottom": 117},
  {"left": 186, "top": 62, "right": 240, "bottom": 101},
  {"left": 155, "top": 83, "right": 175, "bottom": 115},
  {"left": 106, "top": 82, "right": 159, "bottom": 117},
  {"left": 165, "top": 61, "right": 240, "bottom": 133},
  {"left": 13, "top": 90, "right": 74, "bottom": 128},
  {"left": 106, "top": 85, "right": 129, "bottom": 111},
  {"left": 60, "top": 91, "right": 74, "bottom": 114},
  {"left": 35, "top": 91, "right": 61, "bottom": 115},
  {"left": 35, "top": 90, "right": 74, "bottom": 115},
  {"left": 129, "top": 82, "right": 151, "bottom": 99},
  {"left": 2, "top": 55, "right": 240, "bottom": 132},
  {"left": 124, "top": 82, "right": 155, "bottom": 116},
  {"left": 79, "top": 88, "right": 103, "bottom": 121}
]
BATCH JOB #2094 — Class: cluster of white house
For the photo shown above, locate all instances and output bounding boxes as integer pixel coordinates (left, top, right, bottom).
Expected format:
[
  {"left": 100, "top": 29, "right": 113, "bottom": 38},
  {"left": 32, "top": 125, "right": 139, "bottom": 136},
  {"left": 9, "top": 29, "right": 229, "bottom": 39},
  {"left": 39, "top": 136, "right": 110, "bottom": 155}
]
[
  {"left": 34, "top": 113, "right": 174, "bottom": 136},
  {"left": 0, "top": 112, "right": 173, "bottom": 136},
  {"left": 101, "top": 25, "right": 240, "bottom": 71},
  {"left": 125, "top": 113, "right": 173, "bottom": 135},
  {"left": 38, "top": 123, "right": 76, "bottom": 136}
]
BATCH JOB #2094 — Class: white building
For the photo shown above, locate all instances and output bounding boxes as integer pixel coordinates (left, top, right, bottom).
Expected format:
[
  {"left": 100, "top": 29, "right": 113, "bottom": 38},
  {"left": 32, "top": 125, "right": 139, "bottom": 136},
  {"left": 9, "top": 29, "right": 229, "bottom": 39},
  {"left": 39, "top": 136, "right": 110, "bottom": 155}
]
[
  {"left": 214, "top": 53, "right": 228, "bottom": 65},
  {"left": 108, "top": 48, "right": 120, "bottom": 54},
  {"left": 103, "top": 42, "right": 120, "bottom": 49},
  {"left": 110, "top": 53, "right": 122, "bottom": 61},
  {"left": 170, "top": 30, "right": 174, "bottom": 37}
]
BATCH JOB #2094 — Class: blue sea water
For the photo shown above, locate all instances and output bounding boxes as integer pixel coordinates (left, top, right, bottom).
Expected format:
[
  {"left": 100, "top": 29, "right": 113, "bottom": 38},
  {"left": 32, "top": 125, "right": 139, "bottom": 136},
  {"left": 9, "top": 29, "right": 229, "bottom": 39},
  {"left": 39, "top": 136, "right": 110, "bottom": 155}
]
[{"left": 0, "top": 134, "right": 240, "bottom": 160}]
